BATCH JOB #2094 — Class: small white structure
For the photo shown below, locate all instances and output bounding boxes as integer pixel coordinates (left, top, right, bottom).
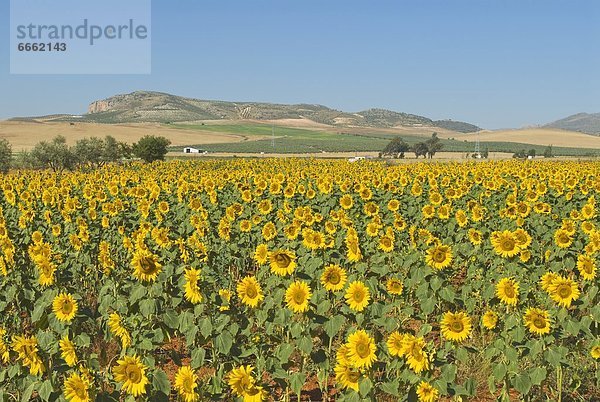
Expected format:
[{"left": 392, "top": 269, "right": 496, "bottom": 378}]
[
  {"left": 183, "top": 147, "right": 201, "bottom": 154},
  {"left": 348, "top": 156, "right": 366, "bottom": 163}
]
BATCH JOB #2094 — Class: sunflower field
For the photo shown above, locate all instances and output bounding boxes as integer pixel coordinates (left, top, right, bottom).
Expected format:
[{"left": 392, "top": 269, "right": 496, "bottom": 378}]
[{"left": 0, "top": 159, "right": 599, "bottom": 402}]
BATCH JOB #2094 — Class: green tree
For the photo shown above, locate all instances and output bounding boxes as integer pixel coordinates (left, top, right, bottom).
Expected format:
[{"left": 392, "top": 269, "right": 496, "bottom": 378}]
[
  {"left": 74, "top": 135, "right": 129, "bottom": 167},
  {"left": 413, "top": 142, "right": 429, "bottom": 159},
  {"left": 382, "top": 137, "right": 410, "bottom": 158},
  {"left": 0, "top": 139, "right": 12, "bottom": 173},
  {"left": 482, "top": 146, "right": 489, "bottom": 159},
  {"left": 425, "top": 132, "right": 443, "bottom": 159},
  {"left": 133, "top": 135, "right": 171, "bottom": 163},
  {"left": 543, "top": 145, "right": 554, "bottom": 158},
  {"left": 528, "top": 149, "right": 536, "bottom": 158},
  {"left": 30, "top": 135, "right": 76, "bottom": 172}
]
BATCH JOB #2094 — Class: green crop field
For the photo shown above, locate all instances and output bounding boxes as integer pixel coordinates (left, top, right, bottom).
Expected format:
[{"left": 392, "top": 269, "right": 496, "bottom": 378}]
[{"left": 170, "top": 123, "right": 600, "bottom": 157}]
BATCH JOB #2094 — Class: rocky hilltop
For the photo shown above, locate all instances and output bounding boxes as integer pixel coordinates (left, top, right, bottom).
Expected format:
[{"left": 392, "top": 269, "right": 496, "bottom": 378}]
[{"left": 75, "top": 91, "right": 481, "bottom": 132}]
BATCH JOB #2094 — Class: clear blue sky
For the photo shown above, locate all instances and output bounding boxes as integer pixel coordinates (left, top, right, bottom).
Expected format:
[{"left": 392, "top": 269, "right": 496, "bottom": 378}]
[{"left": 1, "top": 0, "right": 599, "bottom": 128}]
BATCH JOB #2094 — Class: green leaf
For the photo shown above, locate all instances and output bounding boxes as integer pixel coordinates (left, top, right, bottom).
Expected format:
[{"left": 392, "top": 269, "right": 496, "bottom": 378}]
[
  {"left": 31, "top": 304, "right": 46, "bottom": 323},
  {"left": 129, "top": 284, "right": 147, "bottom": 304},
  {"left": 215, "top": 331, "right": 233, "bottom": 355},
  {"left": 298, "top": 336, "right": 313, "bottom": 355},
  {"left": 139, "top": 299, "right": 156, "bottom": 318},
  {"left": 163, "top": 310, "right": 179, "bottom": 329},
  {"left": 179, "top": 311, "right": 194, "bottom": 333},
  {"left": 289, "top": 372, "right": 306, "bottom": 396},
  {"left": 380, "top": 380, "right": 400, "bottom": 396},
  {"left": 493, "top": 363, "right": 507, "bottom": 381},
  {"left": 359, "top": 377, "right": 373, "bottom": 397},
  {"left": 199, "top": 318, "right": 213, "bottom": 338},
  {"left": 440, "top": 364, "right": 457, "bottom": 383},
  {"left": 152, "top": 369, "right": 171, "bottom": 394},
  {"left": 455, "top": 347, "right": 468, "bottom": 363},
  {"left": 514, "top": 373, "right": 532, "bottom": 395},
  {"left": 324, "top": 315, "right": 345, "bottom": 339},
  {"left": 191, "top": 348, "right": 205, "bottom": 369},
  {"left": 529, "top": 367, "right": 546, "bottom": 386},
  {"left": 38, "top": 380, "right": 53, "bottom": 401},
  {"left": 276, "top": 343, "right": 294, "bottom": 363},
  {"left": 21, "top": 382, "right": 36, "bottom": 402}
]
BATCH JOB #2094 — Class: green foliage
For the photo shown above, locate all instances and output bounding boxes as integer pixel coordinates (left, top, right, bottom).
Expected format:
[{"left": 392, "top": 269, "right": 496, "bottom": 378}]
[
  {"left": 382, "top": 137, "right": 410, "bottom": 158},
  {"left": 29, "top": 135, "right": 77, "bottom": 172},
  {"left": 0, "top": 139, "right": 12, "bottom": 174},
  {"left": 133, "top": 135, "right": 171, "bottom": 162}
]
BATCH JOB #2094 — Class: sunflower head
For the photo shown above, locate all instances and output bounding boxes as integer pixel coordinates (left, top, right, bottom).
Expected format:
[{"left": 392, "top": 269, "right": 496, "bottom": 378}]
[
  {"left": 523, "top": 308, "right": 551, "bottom": 336},
  {"left": 386, "top": 278, "right": 403, "bottom": 295},
  {"left": 52, "top": 293, "right": 78, "bottom": 322},
  {"left": 113, "top": 355, "right": 149, "bottom": 396},
  {"left": 425, "top": 244, "right": 453, "bottom": 270},
  {"left": 496, "top": 278, "right": 519, "bottom": 306},
  {"left": 344, "top": 281, "right": 370, "bottom": 312},
  {"left": 285, "top": 281, "right": 311, "bottom": 313},
  {"left": 237, "top": 276, "right": 264, "bottom": 308},
  {"left": 548, "top": 276, "right": 580, "bottom": 308},
  {"left": 482, "top": 310, "right": 499, "bottom": 330},
  {"left": 345, "top": 330, "right": 377, "bottom": 369},
  {"left": 440, "top": 311, "right": 472, "bottom": 342},
  {"left": 320, "top": 264, "right": 347, "bottom": 292},
  {"left": 269, "top": 250, "right": 296, "bottom": 276}
]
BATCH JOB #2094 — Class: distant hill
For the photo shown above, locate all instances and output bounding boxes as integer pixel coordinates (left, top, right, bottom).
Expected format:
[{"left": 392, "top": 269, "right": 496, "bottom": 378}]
[
  {"left": 38, "top": 91, "right": 481, "bottom": 132},
  {"left": 544, "top": 112, "right": 600, "bottom": 136}
]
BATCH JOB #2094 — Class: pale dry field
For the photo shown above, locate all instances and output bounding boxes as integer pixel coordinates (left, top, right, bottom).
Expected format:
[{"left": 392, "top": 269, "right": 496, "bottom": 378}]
[
  {"left": 448, "top": 128, "right": 600, "bottom": 149},
  {"left": 0, "top": 120, "right": 251, "bottom": 151}
]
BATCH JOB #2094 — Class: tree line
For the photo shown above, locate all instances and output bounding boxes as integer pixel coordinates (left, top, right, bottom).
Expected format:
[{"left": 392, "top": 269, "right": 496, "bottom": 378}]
[
  {"left": 381, "top": 133, "right": 443, "bottom": 159},
  {"left": 0, "top": 135, "right": 172, "bottom": 173}
]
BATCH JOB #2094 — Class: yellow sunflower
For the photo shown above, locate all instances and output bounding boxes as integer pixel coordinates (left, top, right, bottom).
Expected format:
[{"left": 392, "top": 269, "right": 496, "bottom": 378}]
[
  {"left": 345, "top": 281, "right": 370, "bottom": 312},
  {"left": 285, "top": 281, "right": 311, "bottom": 313},
  {"left": 378, "top": 235, "right": 394, "bottom": 252},
  {"left": 577, "top": 254, "right": 596, "bottom": 281},
  {"left": 481, "top": 310, "right": 499, "bottom": 330},
  {"left": 131, "top": 248, "right": 162, "bottom": 282},
  {"left": 496, "top": 278, "right": 519, "bottom": 306},
  {"left": 340, "top": 194, "right": 353, "bottom": 210},
  {"left": 425, "top": 244, "right": 453, "bottom": 270},
  {"left": 386, "top": 331, "right": 407, "bottom": 357},
  {"left": 320, "top": 264, "right": 347, "bottom": 292},
  {"left": 237, "top": 276, "right": 264, "bottom": 308},
  {"left": 345, "top": 330, "right": 377, "bottom": 369},
  {"left": 491, "top": 230, "right": 520, "bottom": 258},
  {"left": 591, "top": 345, "right": 600, "bottom": 360},
  {"left": 416, "top": 381, "right": 439, "bottom": 402},
  {"left": 386, "top": 278, "right": 403, "bottom": 295},
  {"left": 113, "top": 355, "right": 149, "bottom": 397},
  {"left": 548, "top": 276, "right": 580, "bottom": 308},
  {"left": 334, "top": 362, "right": 360, "bottom": 391},
  {"left": 108, "top": 312, "right": 131, "bottom": 349},
  {"left": 63, "top": 372, "right": 91, "bottom": 402},
  {"left": 52, "top": 293, "right": 78, "bottom": 322},
  {"left": 539, "top": 272, "right": 558, "bottom": 292},
  {"left": 174, "top": 365, "right": 199, "bottom": 402},
  {"left": 11, "top": 335, "right": 44, "bottom": 375},
  {"left": 440, "top": 311, "right": 472, "bottom": 342},
  {"left": 227, "top": 365, "right": 266, "bottom": 401},
  {"left": 184, "top": 267, "right": 203, "bottom": 304},
  {"left": 402, "top": 335, "right": 430, "bottom": 373},
  {"left": 468, "top": 229, "right": 483, "bottom": 245},
  {"left": 253, "top": 244, "right": 269, "bottom": 265},
  {"left": 523, "top": 308, "right": 551, "bottom": 336},
  {"left": 59, "top": 336, "right": 77, "bottom": 367},
  {"left": 269, "top": 249, "right": 296, "bottom": 276},
  {"left": 554, "top": 229, "right": 573, "bottom": 249}
]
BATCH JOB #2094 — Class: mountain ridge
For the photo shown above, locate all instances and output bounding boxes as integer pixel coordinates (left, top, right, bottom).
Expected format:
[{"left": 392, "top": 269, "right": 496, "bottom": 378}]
[
  {"left": 544, "top": 112, "right": 600, "bottom": 136},
  {"left": 77, "top": 90, "right": 482, "bottom": 132}
]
